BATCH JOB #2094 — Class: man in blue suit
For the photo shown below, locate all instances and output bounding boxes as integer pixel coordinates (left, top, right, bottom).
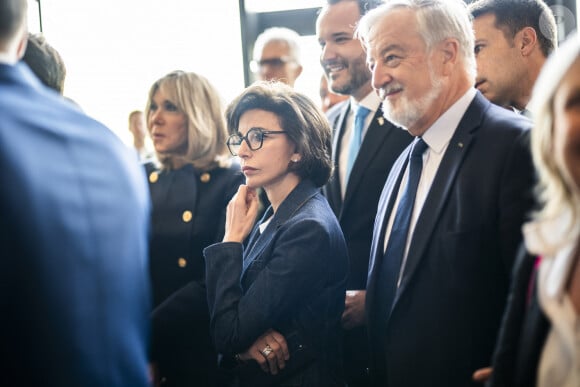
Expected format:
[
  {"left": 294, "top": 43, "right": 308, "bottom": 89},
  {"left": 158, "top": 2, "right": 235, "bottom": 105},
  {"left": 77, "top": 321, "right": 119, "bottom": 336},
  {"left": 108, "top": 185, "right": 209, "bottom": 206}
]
[
  {"left": 356, "top": 1, "right": 536, "bottom": 386},
  {"left": 0, "top": 0, "right": 152, "bottom": 386}
]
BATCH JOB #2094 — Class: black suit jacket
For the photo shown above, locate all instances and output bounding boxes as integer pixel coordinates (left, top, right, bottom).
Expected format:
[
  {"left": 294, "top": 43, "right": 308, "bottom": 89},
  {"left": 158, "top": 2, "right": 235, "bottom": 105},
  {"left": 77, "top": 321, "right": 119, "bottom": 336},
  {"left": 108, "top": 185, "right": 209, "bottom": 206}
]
[
  {"left": 325, "top": 100, "right": 412, "bottom": 290},
  {"left": 488, "top": 246, "right": 550, "bottom": 387},
  {"left": 366, "top": 92, "right": 536, "bottom": 387},
  {"left": 146, "top": 162, "right": 243, "bottom": 387}
]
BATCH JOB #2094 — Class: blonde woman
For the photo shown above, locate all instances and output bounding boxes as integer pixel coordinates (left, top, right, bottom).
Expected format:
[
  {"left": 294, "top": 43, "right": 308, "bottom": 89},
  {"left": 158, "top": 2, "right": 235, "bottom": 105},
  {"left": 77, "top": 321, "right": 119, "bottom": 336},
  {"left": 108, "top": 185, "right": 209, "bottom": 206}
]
[
  {"left": 523, "top": 33, "right": 580, "bottom": 387},
  {"left": 145, "top": 71, "right": 243, "bottom": 387}
]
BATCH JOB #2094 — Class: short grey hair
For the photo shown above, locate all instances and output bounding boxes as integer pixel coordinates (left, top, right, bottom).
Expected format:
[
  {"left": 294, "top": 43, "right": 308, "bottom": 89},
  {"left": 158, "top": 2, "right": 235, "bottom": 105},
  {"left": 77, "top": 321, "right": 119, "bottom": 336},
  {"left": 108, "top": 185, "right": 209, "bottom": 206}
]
[
  {"left": 356, "top": 0, "right": 476, "bottom": 81},
  {"left": 252, "top": 27, "right": 302, "bottom": 65}
]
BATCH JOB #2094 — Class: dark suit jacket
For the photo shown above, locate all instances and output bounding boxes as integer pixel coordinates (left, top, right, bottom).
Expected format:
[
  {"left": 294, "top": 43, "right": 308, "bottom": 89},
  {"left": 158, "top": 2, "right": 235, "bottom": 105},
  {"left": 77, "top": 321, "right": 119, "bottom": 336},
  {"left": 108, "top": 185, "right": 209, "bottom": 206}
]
[
  {"left": 0, "top": 63, "right": 151, "bottom": 387},
  {"left": 146, "top": 162, "right": 243, "bottom": 386},
  {"left": 366, "top": 92, "right": 536, "bottom": 387},
  {"left": 488, "top": 246, "right": 550, "bottom": 387},
  {"left": 325, "top": 101, "right": 412, "bottom": 290},
  {"left": 204, "top": 179, "right": 349, "bottom": 386},
  {"left": 146, "top": 163, "right": 243, "bottom": 307},
  {"left": 324, "top": 100, "right": 412, "bottom": 385}
]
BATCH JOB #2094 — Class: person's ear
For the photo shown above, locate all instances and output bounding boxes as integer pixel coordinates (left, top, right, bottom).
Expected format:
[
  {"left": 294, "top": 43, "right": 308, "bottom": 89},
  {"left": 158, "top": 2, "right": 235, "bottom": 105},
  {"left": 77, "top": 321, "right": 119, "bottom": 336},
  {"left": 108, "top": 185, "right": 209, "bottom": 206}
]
[
  {"left": 290, "top": 153, "right": 301, "bottom": 163},
  {"left": 518, "top": 27, "right": 538, "bottom": 57},
  {"left": 15, "top": 32, "right": 28, "bottom": 60},
  {"left": 294, "top": 64, "right": 303, "bottom": 80},
  {"left": 439, "top": 38, "right": 459, "bottom": 76}
]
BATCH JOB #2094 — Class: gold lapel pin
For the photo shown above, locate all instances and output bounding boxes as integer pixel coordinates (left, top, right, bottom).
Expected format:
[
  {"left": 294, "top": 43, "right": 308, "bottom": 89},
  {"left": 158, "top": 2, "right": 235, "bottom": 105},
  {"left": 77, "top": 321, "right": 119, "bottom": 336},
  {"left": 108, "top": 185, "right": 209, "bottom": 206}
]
[
  {"left": 377, "top": 117, "right": 385, "bottom": 126},
  {"left": 200, "top": 172, "right": 211, "bottom": 183}
]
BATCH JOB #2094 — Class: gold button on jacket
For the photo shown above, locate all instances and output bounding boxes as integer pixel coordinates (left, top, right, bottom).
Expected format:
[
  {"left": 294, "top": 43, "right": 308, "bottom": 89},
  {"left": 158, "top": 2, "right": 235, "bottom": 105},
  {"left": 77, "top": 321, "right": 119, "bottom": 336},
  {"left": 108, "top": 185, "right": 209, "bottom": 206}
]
[{"left": 182, "top": 210, "right": 192, "bottom": 223}]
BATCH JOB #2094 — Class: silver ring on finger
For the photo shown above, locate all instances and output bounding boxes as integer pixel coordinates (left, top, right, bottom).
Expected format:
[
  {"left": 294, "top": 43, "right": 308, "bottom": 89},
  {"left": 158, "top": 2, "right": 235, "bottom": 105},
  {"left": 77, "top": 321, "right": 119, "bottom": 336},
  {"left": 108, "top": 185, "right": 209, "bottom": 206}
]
[{"left": 260, "top": 344, "right": 273, "bottom": 358}]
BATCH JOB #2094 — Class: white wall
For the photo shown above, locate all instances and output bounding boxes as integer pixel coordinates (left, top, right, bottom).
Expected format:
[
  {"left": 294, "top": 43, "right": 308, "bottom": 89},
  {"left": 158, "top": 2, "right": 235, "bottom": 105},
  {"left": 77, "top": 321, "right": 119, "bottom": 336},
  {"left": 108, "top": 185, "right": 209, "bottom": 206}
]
[{"left": 35, "top": 0, "right": 245, "bottom": 145}]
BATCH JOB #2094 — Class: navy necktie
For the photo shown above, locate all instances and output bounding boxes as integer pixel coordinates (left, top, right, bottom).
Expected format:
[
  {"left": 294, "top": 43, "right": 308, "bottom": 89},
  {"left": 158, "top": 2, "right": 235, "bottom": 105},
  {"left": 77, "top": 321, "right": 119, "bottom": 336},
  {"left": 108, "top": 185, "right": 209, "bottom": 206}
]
[
  {"left": 376, "top": 137, "right": 428, "bottom": 320},
  {"left": 346, "top": 105, "right": 371, "bottom": 181}
]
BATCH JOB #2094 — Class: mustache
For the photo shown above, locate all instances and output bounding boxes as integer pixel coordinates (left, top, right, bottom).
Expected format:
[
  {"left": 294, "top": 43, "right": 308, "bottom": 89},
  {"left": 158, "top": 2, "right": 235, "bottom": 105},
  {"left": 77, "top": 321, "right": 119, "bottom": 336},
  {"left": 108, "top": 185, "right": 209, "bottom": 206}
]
[{"left": 377, "top": 83, "right": 404, "bottom": 101}]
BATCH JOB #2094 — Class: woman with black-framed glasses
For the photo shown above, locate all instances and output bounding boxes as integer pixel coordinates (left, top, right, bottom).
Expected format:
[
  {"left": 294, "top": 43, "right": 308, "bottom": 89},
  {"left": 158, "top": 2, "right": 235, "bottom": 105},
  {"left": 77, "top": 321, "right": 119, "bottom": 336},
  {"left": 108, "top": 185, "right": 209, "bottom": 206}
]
[{"left": 204, "top": 81, "right": 349, "bottom": 386}]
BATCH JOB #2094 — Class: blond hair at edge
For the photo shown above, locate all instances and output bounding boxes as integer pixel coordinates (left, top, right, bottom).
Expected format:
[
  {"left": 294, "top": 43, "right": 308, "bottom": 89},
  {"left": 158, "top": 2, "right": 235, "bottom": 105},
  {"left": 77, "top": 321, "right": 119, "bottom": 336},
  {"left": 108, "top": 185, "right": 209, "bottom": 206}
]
[
  {"left": 145, "top": 71, "right": 230, "bottom": 171},
  {"left": 529, "top": 33, "right": 580, "bottom": 244}
]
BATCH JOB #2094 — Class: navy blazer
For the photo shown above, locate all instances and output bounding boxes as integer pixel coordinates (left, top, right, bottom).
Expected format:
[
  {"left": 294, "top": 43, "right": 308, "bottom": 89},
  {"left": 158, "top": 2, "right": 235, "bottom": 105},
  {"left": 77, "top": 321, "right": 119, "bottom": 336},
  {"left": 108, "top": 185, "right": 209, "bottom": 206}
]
[
  {"left": 0, "top": 63, "right": 151, "bottom": 387},
  {"left": 204, "top": 179, "right": 349, "bottom": 384},
  {"left": 366, "top": 92, "right": 536, "bottom": 387}
]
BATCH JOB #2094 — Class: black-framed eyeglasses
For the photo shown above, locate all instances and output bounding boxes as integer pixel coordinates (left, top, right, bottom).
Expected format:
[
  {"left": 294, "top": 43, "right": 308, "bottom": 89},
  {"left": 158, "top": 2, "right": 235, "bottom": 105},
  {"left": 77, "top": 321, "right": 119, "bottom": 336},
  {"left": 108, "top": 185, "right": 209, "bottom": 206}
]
[{"left": 226, "top": 127, "right": 287, "bottom": 156}]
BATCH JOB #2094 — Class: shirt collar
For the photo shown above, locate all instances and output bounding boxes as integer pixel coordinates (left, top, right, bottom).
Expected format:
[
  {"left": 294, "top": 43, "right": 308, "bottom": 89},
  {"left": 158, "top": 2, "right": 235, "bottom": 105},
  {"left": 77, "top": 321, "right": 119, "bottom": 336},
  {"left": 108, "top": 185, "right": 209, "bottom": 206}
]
[
  {"left": 422, "top": 87, "right": 476, "bottom": 153},
  {"left": 349, "top": 91, "right": 381, "bottom": 115},
  {"left": 0, "top": 52, "right": 18, "bottom": 65}
]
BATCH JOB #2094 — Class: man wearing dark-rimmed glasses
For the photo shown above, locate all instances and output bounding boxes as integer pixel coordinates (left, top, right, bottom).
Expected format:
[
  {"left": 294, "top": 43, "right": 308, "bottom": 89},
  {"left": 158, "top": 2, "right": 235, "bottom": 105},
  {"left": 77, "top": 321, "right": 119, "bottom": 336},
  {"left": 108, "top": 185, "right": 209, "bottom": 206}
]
[{"left": 251, "top": 27, "right": 303, "bottom": 87}]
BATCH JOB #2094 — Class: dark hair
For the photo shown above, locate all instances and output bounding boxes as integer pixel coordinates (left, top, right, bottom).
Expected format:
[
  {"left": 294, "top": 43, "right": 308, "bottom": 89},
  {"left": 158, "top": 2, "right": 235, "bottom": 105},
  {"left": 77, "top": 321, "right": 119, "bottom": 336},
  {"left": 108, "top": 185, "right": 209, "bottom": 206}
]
[
  {"left": 22, "top": 33, "right": 66, "bottom": 94},
  {"left": 469, "top": 0, "right": 557, "bottom": 57},
  {"left": 226, "top": 81, "right": 333, "bottom": 187},
  {"left": 326, "top": 0, "right": 383, "bottom": 16},
  {"left": 0, "top": 0, "right": 27, "bottom": 44}
]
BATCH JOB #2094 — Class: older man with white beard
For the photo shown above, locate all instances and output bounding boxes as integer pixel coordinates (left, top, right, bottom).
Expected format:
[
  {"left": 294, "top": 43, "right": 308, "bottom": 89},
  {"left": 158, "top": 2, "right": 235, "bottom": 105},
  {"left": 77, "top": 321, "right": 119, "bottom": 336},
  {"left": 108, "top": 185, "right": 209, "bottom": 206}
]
[{"left": 356, "top": 1, "right": 536, "bottom": 386}]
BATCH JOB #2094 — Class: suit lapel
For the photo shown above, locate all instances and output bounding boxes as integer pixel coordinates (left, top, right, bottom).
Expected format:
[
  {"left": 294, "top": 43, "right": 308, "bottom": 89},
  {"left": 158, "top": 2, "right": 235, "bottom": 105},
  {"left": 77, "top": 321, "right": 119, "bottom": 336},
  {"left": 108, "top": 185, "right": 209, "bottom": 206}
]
[
  {"left": 343, "top": 110, "right": 394, "bottom": 210},
  {"left": 392, "top": 94, "right": 488, "bottom": 309},
  {"left": 326, "top": 102, "right": 350, "bottom": 216},
  {"left": 242, "top": 211, "right": 274, "bottom": 274},
  {"left": 241, "top": 180, "right": 318, "bottom": 277}
]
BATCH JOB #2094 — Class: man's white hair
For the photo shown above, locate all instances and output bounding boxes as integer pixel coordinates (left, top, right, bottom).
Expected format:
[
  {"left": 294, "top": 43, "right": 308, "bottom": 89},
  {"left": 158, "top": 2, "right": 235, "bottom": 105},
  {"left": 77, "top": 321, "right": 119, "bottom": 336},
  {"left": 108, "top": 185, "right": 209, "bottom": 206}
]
[
  {"left": 356, "top": 0, "right": 476, "bottom": 81},
  {"left": 252, "top": 27, "right": 302, "bottom": 64}
]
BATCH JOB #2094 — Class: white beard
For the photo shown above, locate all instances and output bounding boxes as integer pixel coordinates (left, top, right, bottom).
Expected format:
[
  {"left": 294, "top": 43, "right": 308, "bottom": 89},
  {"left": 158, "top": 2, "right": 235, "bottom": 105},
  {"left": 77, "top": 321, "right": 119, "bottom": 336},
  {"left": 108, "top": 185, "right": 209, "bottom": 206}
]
[{"left": 381, "top": 68, "right": 443, "bottom": 131}]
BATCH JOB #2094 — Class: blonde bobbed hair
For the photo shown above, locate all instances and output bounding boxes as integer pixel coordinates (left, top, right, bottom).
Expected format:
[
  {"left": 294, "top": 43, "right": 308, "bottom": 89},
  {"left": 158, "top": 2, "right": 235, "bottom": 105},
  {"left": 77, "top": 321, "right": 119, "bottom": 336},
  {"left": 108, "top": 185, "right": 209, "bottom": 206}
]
[
  {"left": 145, "top": 70, "right": 230, "bottom": 171},
  {"left": 529, "top": 33, "right": 580, "bottom": 245}
]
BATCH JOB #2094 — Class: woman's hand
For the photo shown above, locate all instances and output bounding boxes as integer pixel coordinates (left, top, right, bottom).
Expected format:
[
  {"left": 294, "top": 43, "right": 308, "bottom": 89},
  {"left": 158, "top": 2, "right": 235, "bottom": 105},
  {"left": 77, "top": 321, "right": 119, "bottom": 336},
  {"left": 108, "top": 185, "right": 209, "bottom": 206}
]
[
  {"left": 237, "top": 329, "right": 290, "bottom": 375},
  {"left": 223, "top": 185, "right": 259, "bottom": 243}
]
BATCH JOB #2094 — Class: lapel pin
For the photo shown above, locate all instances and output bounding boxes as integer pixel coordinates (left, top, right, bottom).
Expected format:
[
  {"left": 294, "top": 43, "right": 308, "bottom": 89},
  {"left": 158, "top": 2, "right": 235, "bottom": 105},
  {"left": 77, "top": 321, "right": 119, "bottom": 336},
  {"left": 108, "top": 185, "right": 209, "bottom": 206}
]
[
  {"left": 377, "top": 117, "right": 385, "bottom": 126},
  {"left": 458, "top": 142, "right": 464, "bottom": 148},
  {"left": 200, "top": 172, "right": 211, "bottom": 183}
]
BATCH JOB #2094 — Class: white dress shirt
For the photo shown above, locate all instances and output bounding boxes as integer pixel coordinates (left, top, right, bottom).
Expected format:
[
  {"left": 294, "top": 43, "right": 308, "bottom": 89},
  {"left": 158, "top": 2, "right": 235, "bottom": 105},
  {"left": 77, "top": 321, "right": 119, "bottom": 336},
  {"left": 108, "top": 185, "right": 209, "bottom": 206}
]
[{"left": 383, "top": 87, "right": 477, "bottom": 286}]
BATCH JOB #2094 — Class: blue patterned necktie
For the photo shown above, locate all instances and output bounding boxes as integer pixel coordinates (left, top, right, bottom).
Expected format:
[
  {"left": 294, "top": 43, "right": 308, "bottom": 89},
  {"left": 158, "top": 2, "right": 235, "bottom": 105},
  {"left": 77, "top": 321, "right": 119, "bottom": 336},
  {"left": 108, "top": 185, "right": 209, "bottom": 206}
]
[
  {"left": 377, "top": 137, "right": 428, "bottom": 319},
  {"left": 345, "top": 105, "right": 371, "bottom": 181}
]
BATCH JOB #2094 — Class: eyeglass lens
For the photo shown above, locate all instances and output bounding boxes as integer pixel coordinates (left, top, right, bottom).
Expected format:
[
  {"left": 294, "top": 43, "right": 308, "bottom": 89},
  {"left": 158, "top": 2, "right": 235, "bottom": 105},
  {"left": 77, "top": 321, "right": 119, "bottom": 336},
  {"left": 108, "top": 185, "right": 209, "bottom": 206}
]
[{"left": 227, "top": 128, "right": 264, "bottom": 155}]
